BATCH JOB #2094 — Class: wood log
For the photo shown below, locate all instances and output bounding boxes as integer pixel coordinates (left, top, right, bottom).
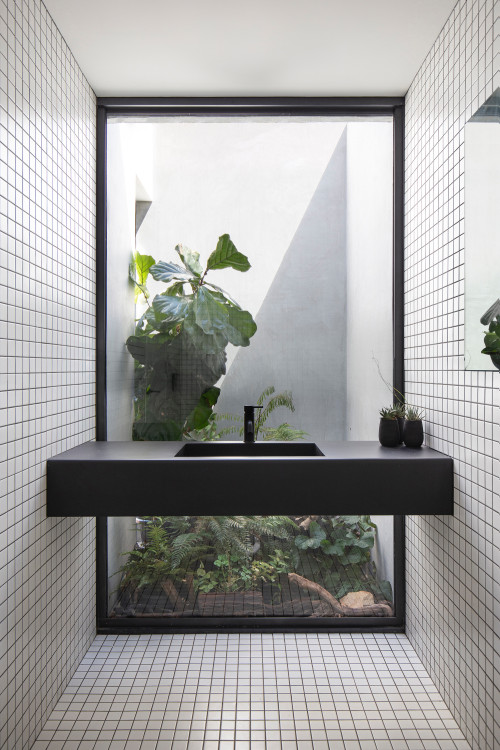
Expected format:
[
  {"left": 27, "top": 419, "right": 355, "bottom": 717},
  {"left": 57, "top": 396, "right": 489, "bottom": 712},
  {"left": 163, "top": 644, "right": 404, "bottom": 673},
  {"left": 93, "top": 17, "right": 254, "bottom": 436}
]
[
  {"left": 298, "top": 515, "right": 319, "bottom": 531},
  {"left": 287, "top": 573, "right": 393, "bottom": 617},
  {"left": 342, "top": 601, "right": 393, "bottom": 617},
  {"left": 287, "top": 572, "right": 344, "bottom": 615},
  {"left": 161, "top": 578, "right": 185, "bottom": 608}
]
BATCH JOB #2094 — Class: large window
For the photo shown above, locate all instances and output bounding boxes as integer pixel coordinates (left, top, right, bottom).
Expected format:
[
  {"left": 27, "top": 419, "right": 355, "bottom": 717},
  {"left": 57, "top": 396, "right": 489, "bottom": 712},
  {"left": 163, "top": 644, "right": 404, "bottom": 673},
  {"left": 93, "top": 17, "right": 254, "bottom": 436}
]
[{"left": 97, "top": 99, "right": 404, "bottom": 630}]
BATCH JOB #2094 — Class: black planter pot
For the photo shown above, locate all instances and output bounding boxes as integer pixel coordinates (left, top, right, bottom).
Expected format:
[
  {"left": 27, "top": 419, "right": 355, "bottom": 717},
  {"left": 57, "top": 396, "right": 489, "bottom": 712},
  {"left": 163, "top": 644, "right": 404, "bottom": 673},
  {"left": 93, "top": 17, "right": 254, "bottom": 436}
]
[
  {"left": 403, "top": 419, "right": 424, "bottom": 448},
  {"left": 379, "top": 419, "right": 400, "bottom": 447},
  {"left": 396, "top": 417, "right": 405, "bottom": 444}
]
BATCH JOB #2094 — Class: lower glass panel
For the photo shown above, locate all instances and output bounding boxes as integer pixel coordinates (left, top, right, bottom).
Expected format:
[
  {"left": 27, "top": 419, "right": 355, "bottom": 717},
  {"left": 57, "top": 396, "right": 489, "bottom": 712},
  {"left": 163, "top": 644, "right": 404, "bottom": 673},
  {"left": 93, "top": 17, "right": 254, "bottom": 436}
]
[{"left": 107, "top": 515, "right": 394, "bottom": 619}]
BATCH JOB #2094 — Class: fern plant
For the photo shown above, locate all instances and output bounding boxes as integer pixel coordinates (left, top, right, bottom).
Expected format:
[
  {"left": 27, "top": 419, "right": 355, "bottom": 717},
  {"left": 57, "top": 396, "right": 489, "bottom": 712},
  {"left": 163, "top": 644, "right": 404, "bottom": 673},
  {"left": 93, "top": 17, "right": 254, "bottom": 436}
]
[
  {"left": 116, "top": 517, "right": 174, "bottom": 591},
  {"left": 194, "top": 550, "right": 292, "bottom": 593},
  {"left": 167, "top": 514, "right": 296, "bottom": 568},
  {"left": 118, "top": 514, "right": 297, "bottom": 594},
  {"left": 201, "top": 385, "right": 308, "bottom": 441}
]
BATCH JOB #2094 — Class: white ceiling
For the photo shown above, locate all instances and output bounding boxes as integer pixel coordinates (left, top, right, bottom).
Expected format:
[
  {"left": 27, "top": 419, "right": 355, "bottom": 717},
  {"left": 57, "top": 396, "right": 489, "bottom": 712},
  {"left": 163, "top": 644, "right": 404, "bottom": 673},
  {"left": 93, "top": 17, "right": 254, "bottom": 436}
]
[{"left": 44, "top": 0, "right": 457, "bottom": 98}]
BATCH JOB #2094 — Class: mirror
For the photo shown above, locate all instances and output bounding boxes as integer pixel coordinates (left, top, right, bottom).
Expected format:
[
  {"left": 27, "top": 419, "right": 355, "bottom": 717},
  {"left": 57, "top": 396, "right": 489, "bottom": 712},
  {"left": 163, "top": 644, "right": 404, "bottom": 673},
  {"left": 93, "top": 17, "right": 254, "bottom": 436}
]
[{"left": 464, "top": 88, "right": 500, "bottom": 370}]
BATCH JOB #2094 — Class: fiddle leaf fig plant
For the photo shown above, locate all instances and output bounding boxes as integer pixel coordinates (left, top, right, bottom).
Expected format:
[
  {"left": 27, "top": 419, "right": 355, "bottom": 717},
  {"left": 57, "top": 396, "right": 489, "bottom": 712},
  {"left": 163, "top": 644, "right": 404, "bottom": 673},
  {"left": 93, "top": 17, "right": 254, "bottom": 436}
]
[{"left": 127, "top": 235, "right": 257, "bottom": 439}]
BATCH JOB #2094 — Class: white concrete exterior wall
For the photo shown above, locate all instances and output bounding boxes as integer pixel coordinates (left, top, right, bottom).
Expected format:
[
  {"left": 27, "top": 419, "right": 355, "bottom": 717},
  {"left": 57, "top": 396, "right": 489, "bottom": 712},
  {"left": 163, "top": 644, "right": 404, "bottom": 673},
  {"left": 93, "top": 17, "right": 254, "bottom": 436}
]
[
  {"left": 106, "top": 123, "right": 156, "bottom": 603},
  {"left": 345, "top": 122, "right": 395, "bottom": 588},
  {"left": 129, "top": 119, "right": 393, "bottom": 446}
]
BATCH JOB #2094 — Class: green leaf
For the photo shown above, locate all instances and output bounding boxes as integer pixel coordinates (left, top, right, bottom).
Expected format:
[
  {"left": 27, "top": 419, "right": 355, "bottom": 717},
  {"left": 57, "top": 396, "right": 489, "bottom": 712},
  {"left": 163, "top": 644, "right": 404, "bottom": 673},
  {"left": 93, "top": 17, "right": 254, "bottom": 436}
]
[
  {"left": 489, "top": 318, "right": 500, "bottom": 334},
  {"left": 484, "top": 331, "right": 500, "bottom": 344},
  {"left": 342, "top": 515, "right": 362, "bottom": 526},
  {"left": 164, "top": 281, "right": 185, "bottom": 296},
  {"left": 345, "top": 549, "right": 366, "bottom": 564},
  {"left": 134, "top": 283, "right": 149, "bottom": 304},
  {"left": 150, "top": 261, "right": 194, "bottom": 283},
  {"left": 176, "top": 244, "right": 202, "bottom": 276},
  {"left": 206, "top": 234, "right": 251, "bottom": 273},
  {"left": 295, "top": 536, "right": 312, "bottom": 550},
  {"left": 126, "top": 335, "right": 147, "bottom": 363},
  {"left": 193, "top": 288, "right": 256, "bottom": 347},
  {"left": 355, "top": 533, "right": 375, "bottom": 549},
  {"left": 152, "top": 294, "right": 190, "bottom": 324},
  {"left": 326, "top": 541, "right": 347, "bottom": 556},
  {"left": 194, "top": 287, "right": 228, "bottom": 335},
  {"left": 200, "top": 386, "right": 220, "bottom": 407},
  {"left": 320, "top": 543, "right": 340, "bottom": 555},
  {"left": 225, "top": 306, "right": 257, "bottom": 343},
  {"left": 184, "top": 387, "right": 221, "bottom": 431},
  {"left": 204, "top": 282, "right": 239, "bottom": 306},
  {"left": 183, "top": 316, "right": 228, "bottom": 354},
  {"left": 309, "top": 521, "right": 326, "bottom": 541},
  {"left": 134, "top": 252, "right": 156, "bottom": 285}
]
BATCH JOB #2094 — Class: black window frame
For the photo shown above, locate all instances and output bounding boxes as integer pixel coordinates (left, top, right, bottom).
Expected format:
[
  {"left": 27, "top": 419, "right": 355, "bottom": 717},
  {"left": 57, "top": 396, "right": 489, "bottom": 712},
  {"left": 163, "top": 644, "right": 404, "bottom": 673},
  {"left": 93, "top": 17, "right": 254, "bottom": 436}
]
[{"left": 95, "top": 97, "right": 405, "bottom": 634}]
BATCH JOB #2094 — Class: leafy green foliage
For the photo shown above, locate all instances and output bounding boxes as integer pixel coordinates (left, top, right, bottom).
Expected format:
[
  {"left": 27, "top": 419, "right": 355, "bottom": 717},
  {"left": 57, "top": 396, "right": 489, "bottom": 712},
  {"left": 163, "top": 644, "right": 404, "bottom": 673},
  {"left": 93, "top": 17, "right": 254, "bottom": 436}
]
[
  {"left": 263, "top": 423, "right": 309, "bottom": 441},
  {"left": 482, "top": 314, "right": 500, "bottom": 354},
  {"left": 291, "top": 515, "right": 391, "bottom": 600},
  {"left": 116, "top": 517, "right": 174, "bottom": 591},
  {"left": 127, "top": 235, "right": 256, "bottom": 438},
  {"left": 130, "top": 251, "right": 155, "bottom": 302},
  {"left": 295, "top": 516, "right": 376, "bottom": 566},
  {"left": 116, "top": 515, "right": 393, "bottom": 608},
  {"left": 184, "top": 387, "right": 221, "bottom": 432},
  {"left": 118, "top": 515, "right": 295, "bottom": 593},
  {"left": 194, "top": 550, "right": 292, "bottom": 593},
  {"left": 209, "top": 385, "right": 309, "bottom": 442}
]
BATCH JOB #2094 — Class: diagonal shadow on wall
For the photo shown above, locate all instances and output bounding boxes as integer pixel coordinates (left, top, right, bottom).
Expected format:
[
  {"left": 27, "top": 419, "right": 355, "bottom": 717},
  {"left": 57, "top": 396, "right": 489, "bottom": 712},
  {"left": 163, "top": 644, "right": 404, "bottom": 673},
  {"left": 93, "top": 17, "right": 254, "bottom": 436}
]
[{"left": 216, "top": 128, "right": 347, "bottom": 441}]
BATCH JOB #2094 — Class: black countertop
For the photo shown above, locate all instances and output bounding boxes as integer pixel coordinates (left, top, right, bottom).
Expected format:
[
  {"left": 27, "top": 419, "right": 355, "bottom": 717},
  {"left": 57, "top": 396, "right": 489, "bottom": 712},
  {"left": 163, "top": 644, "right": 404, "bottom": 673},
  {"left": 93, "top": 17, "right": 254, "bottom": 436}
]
[{"left": 46, "top": 440, "right": 454, "bottom": 517}]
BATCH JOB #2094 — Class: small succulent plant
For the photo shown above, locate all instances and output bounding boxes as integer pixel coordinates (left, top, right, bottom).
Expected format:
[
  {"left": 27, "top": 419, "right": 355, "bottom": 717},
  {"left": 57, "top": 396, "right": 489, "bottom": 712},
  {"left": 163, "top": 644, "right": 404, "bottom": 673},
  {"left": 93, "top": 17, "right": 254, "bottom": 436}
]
[
  {"left": 393, "top": 402, "right": 406, "bottom": 418},
  {"left": 379, "top": 406, "right": 398, "bottom": 420},
  {"left": 405, "top": 405, "right": 424, "bottom": 421}
]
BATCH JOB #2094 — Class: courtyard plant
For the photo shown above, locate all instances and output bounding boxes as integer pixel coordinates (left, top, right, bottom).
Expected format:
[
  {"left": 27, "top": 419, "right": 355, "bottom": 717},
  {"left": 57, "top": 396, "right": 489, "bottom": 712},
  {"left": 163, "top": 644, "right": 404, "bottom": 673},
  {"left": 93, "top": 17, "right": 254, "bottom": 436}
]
[
  {"left": 197, "top": 385, "right": 308, "bottom": 442},
  {"left": 127, "top": 234, "right": 256, "bottom": 440},
  {"left": 481, "top": 302, "right": 500, "bottom": 370},
  {"left": 114, "top": 514, "right": 393, "bottom": 617}
]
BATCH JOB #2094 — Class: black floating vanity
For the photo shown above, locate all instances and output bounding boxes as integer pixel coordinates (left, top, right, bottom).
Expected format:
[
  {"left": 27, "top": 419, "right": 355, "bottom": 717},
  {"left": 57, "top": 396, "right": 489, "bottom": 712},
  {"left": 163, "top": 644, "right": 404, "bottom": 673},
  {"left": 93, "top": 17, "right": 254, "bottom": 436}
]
[{"left": 46, "top": 441, "right": 454, "bottom": 517}]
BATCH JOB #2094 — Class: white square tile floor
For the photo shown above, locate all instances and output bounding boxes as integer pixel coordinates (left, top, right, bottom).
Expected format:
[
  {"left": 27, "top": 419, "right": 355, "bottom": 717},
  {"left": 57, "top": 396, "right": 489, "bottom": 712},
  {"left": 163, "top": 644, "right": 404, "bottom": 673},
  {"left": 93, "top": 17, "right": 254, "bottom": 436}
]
[{"left": 31, "top": 633, "right": 471, "bottom": 750}]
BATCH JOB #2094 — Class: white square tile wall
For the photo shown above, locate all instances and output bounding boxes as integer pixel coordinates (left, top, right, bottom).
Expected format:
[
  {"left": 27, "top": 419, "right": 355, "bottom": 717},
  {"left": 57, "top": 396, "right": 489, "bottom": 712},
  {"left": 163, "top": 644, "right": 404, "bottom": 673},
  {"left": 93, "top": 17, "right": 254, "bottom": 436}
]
[
  {"left": 0, "top": 0, "right": 96, "bottom": 748},
  {"left": 405, "top": 1, "right": 500, "bottom": 749}
]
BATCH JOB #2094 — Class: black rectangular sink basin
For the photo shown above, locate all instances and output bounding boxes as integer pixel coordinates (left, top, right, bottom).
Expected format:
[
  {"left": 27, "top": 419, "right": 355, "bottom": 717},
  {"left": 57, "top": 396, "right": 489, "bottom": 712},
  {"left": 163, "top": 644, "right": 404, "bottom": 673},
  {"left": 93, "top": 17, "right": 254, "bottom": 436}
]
[{"left": 175, "top": 441, "right": 324, "bottom": 457}]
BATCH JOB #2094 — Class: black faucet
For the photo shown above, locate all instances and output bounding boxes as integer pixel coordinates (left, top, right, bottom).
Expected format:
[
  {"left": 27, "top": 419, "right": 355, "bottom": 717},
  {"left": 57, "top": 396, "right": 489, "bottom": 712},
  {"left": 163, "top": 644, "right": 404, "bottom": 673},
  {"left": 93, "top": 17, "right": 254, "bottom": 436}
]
[{"left": 244, "top": 405, "right": 263, "bottom": 443}]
